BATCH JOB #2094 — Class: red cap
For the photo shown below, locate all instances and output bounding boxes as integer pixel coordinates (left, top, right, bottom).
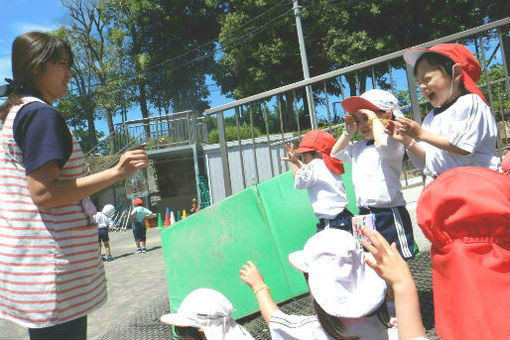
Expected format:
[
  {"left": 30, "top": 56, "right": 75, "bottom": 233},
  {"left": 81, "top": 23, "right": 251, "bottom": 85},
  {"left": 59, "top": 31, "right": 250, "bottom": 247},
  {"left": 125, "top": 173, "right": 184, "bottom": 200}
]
[
  {"left": 403, "top": 43, "right": 487, "bottom": 103},
  {"left": 417, "top": 167, "right": 510, "bottom": 339},
  {"left": 294, "top": 130, "right": 344, "bottom": 175},
  {"left": 501, "top": 151, "right": 510, "bottom": 174},
  {"left": 133, "top": 198, "right": 143, "bottom": 206}
]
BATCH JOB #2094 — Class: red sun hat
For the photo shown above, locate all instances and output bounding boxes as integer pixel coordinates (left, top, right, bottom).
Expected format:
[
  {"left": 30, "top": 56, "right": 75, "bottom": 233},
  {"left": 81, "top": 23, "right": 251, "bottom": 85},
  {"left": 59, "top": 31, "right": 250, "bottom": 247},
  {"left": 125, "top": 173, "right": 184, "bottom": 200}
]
[
  {"left": 132, "top": 198, "right": 143, "bottom": 206},
  {"left": 403, "top": 43, "right": 487, "bottom": 103},
  {"left": 417, "top": 166, "right": 510, "bottom": 339},
  {"left": 294, "top": 130, "right": 344, "bottom": 174}
]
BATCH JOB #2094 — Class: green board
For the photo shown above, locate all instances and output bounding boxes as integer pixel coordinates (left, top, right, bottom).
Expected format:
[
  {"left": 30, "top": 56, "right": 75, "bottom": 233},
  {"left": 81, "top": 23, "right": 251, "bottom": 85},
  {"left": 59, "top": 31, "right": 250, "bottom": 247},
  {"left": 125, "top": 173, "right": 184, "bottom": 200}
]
[{"left": 160, "top": 165, "right": 355, "bottom": 319}]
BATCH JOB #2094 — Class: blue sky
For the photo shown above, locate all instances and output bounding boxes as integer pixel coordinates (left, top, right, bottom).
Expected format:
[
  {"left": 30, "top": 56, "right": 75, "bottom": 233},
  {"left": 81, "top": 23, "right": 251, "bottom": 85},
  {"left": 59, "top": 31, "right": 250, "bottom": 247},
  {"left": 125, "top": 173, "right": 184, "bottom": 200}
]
[{"left": 0, "top": 0, "right": 231, "bottom": 136}]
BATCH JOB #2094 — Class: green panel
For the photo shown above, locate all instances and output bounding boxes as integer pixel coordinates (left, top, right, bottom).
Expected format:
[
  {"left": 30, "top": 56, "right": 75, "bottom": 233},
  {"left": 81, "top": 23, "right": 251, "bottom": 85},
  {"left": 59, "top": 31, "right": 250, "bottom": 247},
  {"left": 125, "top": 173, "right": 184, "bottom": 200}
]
[
  {"left": 256, "top": 172, "right": 316, "bottom": 296},
  {"left": 160, "top": 163, "right": 357, "bottom": 319},
  {"left": 161, "top": 186, "right": 292, "bottom": 319},
  {"left": 342, "top": 162, "right": 359, "bottom": 215}
]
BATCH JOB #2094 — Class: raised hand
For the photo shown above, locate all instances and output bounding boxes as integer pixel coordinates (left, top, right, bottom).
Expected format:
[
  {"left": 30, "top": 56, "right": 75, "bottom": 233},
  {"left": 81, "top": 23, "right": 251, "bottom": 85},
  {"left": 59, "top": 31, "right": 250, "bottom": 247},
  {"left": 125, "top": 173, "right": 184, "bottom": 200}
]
[
  {"left": 114, "top": 149, "right": 148, "bottom": 179},
  {"left": 344, "top": 114, "right": 357, "bottom": 135},
  {"left": 239, "top": 260, "right": 266, "bottom": 290},
  {"left": 282, "top": 143, "right": 300, "bottom": 166}
]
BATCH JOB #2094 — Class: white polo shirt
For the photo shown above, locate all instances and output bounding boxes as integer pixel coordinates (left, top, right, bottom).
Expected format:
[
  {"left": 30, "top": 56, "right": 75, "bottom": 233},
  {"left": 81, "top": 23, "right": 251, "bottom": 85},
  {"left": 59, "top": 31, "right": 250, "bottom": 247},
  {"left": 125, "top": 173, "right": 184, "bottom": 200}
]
[
  {"left": 269, "top": 310, "right": 397, "bottom": 339},
  {"left": 418, "top": 93, "right": 499, "bottom": 178},
  {"left": 294, "top": 158, "right": 348, "bottom": 219},
  {"left": 332, "top": 134, "right": 406, "bottom": 208}
]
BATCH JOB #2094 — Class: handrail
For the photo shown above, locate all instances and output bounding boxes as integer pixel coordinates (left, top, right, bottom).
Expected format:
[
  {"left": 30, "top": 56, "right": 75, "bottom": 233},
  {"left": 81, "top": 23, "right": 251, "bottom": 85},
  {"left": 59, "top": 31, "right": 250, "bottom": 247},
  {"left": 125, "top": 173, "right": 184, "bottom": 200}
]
[{"left": 205, "top": 17, "right": 510, "bottom": 116}]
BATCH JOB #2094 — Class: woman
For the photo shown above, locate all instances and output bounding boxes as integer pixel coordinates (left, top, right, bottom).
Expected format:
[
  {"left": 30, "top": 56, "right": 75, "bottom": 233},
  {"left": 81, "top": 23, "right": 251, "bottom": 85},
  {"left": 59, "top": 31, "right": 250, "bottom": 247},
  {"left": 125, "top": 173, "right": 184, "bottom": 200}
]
[{"left": 0, "top": 32, "right": 147, "bottom": 339}]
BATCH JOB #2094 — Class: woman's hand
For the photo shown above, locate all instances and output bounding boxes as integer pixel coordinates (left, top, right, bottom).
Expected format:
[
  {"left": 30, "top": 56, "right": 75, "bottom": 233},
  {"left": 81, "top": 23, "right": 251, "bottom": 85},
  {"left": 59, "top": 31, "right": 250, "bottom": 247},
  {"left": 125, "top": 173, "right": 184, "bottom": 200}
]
[
  {"left": 240, "top": 260, "right": 265, "bottom": 290},
  {"left": 114, "top": 149, "right": 148, "bottom": 179}
]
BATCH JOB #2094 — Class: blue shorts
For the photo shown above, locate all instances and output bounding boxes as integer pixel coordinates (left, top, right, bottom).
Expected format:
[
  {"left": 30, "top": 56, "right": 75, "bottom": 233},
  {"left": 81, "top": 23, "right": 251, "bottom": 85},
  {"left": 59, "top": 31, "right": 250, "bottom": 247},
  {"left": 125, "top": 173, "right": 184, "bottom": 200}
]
[
  {"left": 132, "top": 221, "right": 146, "bottom": 242},
  {"left": 98, "top": 228, "right": 109, "bottom": 242},
  {"left": 358, "top": 206, "right": 417, "bottom": 259},
  {"left": 316, "top": 209, "right": 354, "bottom": 233}
]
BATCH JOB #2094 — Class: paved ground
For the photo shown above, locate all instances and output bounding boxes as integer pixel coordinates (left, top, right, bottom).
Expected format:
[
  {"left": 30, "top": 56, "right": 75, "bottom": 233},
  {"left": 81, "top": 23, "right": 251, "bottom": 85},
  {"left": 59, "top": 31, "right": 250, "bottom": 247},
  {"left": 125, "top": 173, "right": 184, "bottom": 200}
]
[{"left": 0, "top": 182, "right": 432, "bottom": 340}]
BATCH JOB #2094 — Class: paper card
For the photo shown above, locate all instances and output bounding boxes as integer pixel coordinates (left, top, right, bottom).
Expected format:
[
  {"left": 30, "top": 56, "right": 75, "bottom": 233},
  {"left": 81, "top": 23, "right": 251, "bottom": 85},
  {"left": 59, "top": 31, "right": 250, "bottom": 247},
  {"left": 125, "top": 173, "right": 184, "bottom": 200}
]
[{"left": 352, "top": 214, "right": 376, "bottom": 244}]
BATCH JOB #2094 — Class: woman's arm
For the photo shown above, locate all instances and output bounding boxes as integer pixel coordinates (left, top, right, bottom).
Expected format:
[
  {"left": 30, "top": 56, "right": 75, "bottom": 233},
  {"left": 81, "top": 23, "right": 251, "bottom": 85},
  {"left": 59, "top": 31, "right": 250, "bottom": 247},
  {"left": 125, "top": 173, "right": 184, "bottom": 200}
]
[
  {"left": 27, "top": 149, "right": 147, "bottom": 209},
  {"left": 240, "top": 261, "right": 279, "bottom": 324},
  {"left": 361, "top": 230, "right": 426, "bottom": 339}
]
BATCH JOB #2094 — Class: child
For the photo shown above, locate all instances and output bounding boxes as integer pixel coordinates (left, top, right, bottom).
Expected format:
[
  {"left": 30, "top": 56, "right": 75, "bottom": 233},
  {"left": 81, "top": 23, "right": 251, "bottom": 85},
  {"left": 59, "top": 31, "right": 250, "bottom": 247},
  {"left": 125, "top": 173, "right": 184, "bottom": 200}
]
[
  {"left": 94, "top": 204, "right": 116, "bottom": 261},
  {"left": 417, "top": 166, "right": 510, "bottom": 339},
  {"left": 240, "top": 229, "right": 397, "bottom": 339},
  {"left": 390, "top": 43, "right": 499, "bottom": 184},
  {"left": 160, "top": 288, "right": 254, "bottom": 340},
  {"left": 130, "top": 198, "right": 154, "bottom": 253},
  {"left": 330, "top": 89, "right": 417, "bottom": 260},
  {"left": 282, "top": 130, "right": 352, "bottom": 232}
]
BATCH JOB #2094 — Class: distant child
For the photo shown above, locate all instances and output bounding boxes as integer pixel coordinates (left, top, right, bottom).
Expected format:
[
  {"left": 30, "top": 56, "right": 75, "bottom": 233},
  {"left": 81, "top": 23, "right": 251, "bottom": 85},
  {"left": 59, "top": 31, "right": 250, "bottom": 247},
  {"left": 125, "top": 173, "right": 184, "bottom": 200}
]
[
  {"left": 282, "top": 130, "right": 352, "bottom": 232},
  {"left": 94, "top": 204, "right": 115, "bottom": 262},
  {"left": 160, "top": 288, "right": 254, "bottom": 340},
  {"left": 330, "top": 89, "right": 417, "bottom": 260},
  {"left": 130, "top": 198, "right": 154, "bottom": 253},
  {"left": 240, "top": 229, "right": 397, "bottom": 339},
  {"left": 417, "top": 166, "right": 510, "bottom": 339},
  {"left": 389, "top": 43, "right": 499, "bottom": 184}
]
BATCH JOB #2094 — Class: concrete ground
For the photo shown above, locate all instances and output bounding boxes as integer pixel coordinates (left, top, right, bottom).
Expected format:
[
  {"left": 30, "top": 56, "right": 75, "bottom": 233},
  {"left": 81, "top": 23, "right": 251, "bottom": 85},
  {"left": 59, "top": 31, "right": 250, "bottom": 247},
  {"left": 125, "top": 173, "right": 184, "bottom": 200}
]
[{"left": 0, "top": 182, "right": 429, "bottom": 339}]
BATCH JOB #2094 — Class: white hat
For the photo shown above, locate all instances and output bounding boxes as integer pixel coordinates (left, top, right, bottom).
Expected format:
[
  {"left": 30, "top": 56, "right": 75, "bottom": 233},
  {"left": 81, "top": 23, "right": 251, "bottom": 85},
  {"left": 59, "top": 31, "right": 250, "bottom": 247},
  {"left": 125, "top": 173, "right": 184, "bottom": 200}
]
[
  {"left": 288, "top": 229, "right": 387, "bottom": 318},
  {"left": 101, "top": 204, "right": 115, "bottom": 217},
  {"left": 341, "top": 89, "right": 403, "bottom": 117},
  {"left": 160, "top": 288, "right": 254, "bottom": 340}
]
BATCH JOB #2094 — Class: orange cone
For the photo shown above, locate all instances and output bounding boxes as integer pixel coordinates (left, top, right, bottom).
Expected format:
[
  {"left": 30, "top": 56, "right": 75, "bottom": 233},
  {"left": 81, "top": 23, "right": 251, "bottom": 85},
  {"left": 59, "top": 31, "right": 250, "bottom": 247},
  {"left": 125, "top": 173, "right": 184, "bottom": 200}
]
[{"left": 165, "top": 211, "right": 170, "bottom": 227}]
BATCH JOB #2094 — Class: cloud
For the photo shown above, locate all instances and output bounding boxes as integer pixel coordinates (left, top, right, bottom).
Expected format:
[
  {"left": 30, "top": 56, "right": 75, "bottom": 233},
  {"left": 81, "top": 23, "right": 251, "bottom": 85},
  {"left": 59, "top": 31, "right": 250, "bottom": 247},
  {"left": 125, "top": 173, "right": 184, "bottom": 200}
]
[{"left": 14, "top": 22, "right": 59, "bottom": 35}]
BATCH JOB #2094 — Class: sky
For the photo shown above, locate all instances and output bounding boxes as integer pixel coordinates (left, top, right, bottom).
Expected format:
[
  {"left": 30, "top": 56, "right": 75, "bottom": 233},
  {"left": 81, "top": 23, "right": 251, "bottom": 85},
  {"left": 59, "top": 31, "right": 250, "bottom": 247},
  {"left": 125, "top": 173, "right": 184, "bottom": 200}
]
[{"left": 0, "top": 0, "right": 231, "bottom": 136}]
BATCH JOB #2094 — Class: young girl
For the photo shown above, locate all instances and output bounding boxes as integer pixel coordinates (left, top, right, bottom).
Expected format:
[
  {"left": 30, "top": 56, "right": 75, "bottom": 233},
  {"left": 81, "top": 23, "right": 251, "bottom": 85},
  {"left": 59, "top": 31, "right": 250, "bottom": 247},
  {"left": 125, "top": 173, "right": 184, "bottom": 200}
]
[
  {"left": 282, "top": 130, "right": 352, "bottom": 232},
  {"left": 330, "top": 89, "right": 416, "bottom": 260},
  {"left": 130, "top": 198, "right": 154, "bottom": 253},
  {"left": 240, "top": 229, "right": 396, "bottom": 339},
  {"left": 94, "top": 204, "right": 116, "bottom": 261},
  {"left": 390, "top": 43, "right": 499, "bottom": 184},
  {"left": 0, "top": 32, "right": 147, "bottom": 339}
]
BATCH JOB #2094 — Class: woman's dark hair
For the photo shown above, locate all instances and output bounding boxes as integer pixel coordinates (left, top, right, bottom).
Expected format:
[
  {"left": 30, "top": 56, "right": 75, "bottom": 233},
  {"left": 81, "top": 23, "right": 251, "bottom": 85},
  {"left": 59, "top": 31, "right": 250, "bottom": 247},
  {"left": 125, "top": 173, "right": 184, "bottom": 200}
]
[
  {"left": 413, "top": 52, "right": 455, "bottom": 77},
  {"left": 0, "top": 31, "right": 73, "bottom": 121},
  {"left": 304, "top": 273, "right": 391, "bottom": 340}
]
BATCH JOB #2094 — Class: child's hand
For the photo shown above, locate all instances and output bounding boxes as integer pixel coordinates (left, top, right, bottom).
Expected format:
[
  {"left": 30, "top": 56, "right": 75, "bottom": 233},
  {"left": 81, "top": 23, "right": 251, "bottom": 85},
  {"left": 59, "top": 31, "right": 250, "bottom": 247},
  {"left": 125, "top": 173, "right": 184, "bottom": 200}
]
[
  {"left": 240, "top": 261, "right": 265, "bottom": 290},
  {"left": 343, "top": 114, "right": 357, "bottom": 135},
  {"left": 115, "top": 149, "right": 148, "bottom": 179},
  {"left": 360, "top": 229, "right": 412, "bottom": 288},
  {"left": 395, "top": 117, "right": 424, "bottom": 141},
  {"left": 282, "top": 143, "right": 300, "bottom": 165},
  {"left": 385, "top": 120, "right": 414, "bottom": 145}
]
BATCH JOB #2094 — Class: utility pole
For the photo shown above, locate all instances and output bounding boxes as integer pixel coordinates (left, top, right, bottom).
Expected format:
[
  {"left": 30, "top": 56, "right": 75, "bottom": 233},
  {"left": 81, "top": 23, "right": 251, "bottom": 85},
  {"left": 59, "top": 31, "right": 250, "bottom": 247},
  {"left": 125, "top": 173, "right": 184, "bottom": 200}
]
[{"left": 293, "top": 0, "right": 317, "bottom": 129}]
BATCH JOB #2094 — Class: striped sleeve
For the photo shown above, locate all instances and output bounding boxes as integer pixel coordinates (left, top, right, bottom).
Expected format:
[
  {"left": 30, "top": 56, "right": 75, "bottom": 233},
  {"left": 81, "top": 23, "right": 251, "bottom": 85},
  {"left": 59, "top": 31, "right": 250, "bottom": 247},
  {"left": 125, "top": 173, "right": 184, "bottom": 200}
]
[{"left": 449, "top": 95, "right": 487, "bottom": 154}]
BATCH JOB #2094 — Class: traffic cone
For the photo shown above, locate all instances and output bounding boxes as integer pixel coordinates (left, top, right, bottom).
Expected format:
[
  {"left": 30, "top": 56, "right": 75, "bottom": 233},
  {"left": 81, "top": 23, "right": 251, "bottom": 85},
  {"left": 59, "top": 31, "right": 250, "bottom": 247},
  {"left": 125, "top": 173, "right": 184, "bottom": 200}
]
[
  {"left": 177, "top": 210, "right": 181, "bottom": 221},
  {"left": 170, "top": 211, "right": 176, "bottom": 225},
  {"left": 157, "top": 213, "right": 163, "bottom": 229},
  {"left": 182, "top": 209, "right": 187, "bottom": 219},
  {"left": 164, "top": 210, "right": 170, "bottom": 227}
]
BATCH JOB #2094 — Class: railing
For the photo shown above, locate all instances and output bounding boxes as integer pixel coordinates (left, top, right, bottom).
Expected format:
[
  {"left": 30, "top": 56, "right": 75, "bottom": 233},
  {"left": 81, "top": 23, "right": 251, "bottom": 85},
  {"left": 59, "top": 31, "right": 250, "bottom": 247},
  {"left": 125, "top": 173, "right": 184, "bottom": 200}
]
[
  {"left": 85, "top": 110, "right": 208, "bottom": 173},
  {"left": 205, "top": 17, "right": 510, "bottom": 200}
]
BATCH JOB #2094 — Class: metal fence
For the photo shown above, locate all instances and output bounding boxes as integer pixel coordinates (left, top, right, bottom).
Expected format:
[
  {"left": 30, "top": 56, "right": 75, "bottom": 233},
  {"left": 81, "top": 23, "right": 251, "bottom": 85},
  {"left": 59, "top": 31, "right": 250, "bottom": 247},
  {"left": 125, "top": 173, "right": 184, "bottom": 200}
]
[
  {"left": 85, "top": 110, "right": 208, "bottom": 173},
  {"left": 205, "top": 17, "right": 510, "bottom": 198}
]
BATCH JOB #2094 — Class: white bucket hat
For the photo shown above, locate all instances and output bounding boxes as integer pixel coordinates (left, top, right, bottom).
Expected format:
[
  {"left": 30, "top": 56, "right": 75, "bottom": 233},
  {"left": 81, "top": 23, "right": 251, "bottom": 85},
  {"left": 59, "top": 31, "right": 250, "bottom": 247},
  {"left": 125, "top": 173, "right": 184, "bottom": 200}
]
[
  {"left": 288, "top": 229, "right": 387, "bottom": 318},
  {"left": 341, "top": 89, "right": 404, "bottom": 117},
  {"left": 160, "top": 288, "right": 254, "bottom": 340},
  {"left": 101, "top": 204, "right": 115, "bottom": 217}
]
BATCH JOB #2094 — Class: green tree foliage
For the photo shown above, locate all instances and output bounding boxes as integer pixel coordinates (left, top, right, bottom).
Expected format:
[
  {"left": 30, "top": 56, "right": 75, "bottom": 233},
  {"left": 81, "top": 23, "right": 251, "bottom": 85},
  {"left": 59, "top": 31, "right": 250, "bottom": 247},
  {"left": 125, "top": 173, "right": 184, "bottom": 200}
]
[{"left": 208, "top": 125, "right": 262, "bottom": 143}]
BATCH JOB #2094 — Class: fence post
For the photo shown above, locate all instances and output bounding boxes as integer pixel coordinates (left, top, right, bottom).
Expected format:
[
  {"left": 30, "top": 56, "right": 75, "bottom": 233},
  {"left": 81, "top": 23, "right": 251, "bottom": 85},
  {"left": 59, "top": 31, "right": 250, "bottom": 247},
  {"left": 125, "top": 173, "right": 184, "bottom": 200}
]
[
  {"left": 217, "top": 111, "right": 232, "bottom": 197},
  {"left": 406, "top": 64, "right": 422, "bottom": 123}
]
